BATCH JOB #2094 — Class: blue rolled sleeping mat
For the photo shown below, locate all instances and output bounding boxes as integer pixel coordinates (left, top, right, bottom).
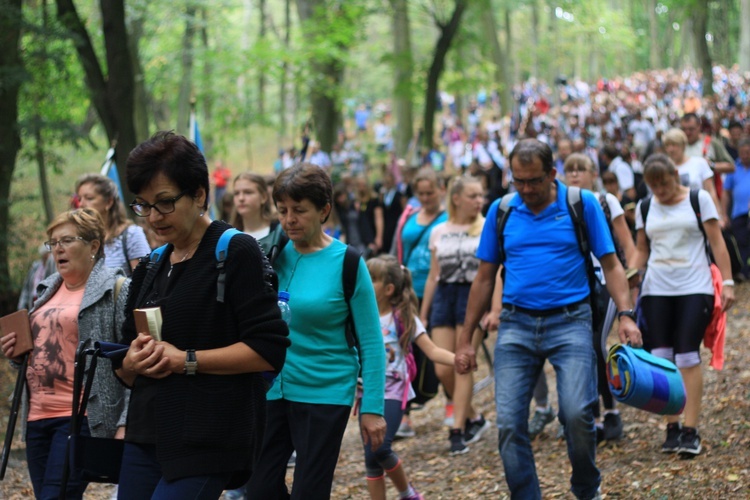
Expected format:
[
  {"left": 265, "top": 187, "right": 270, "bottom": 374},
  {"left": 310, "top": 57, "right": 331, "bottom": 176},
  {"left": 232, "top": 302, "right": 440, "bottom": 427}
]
[{"left": 606, "top": 344, "right": 686, "bottom": 415}]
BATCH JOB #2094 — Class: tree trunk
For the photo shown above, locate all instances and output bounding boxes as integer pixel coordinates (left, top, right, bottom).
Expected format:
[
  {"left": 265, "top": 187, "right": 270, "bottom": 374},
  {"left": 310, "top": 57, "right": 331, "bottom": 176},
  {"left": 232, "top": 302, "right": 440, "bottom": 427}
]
[
  {"left": 279, "top": 0, "right": 291, "bottom": 143},
  {"left": 390, "top": 0, "right": 413, "bottom": 159},
  {"left": 505, "top": 7, "right": 517, "bottom": 88},
  {"left": 176, "top": 4, "right": 197, "bottom": 135},
  {"left": 56, "top": 0, "right": 137, "bottom": 203},
  {"left": 422, "top": 0, "right": 468, "bottom": 150},
  {"left": 740, "top": 0, "right": 750, "bottom": 72},
  {"left": 648, "top": 0, "right": 659, "bottom": 68},
  {"left": 0, "top": 0, "right": 23, "bottom": 310},
  {"left": 35, "top": 127, "right": 54, "bottom": 224},
  {"left": 295, "top": 0, "right": 347, "bottom": 153},
  {"left": 128, "top": 10, "right": 150, "bottom": 141},
  {"left": 200, "top": 7, "right": 214, "bottom": 155},
  {"left": 530, "top": 0, "right": 539, "bottom": 79},
  {"left": 258, "top": 0, "right": 267, "bottom": 118},
  {"left": 692, "top": 0, "right": 713, "bottom": 96},
  {"left": 480, "top": 0, "right": 511, "bottom": 116}
]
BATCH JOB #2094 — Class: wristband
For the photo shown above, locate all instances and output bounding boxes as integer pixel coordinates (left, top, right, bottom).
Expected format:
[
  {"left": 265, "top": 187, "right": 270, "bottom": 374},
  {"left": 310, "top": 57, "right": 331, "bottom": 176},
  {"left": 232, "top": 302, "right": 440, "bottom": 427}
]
[{"left": 722, "top": 279, "right": 735, "bottom": 287}]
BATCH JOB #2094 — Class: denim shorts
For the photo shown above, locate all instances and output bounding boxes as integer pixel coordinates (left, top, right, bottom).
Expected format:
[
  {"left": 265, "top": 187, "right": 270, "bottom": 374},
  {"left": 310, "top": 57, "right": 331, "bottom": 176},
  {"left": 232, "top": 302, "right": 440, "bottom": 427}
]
[{"left": 429, "top": 282, "right": 472, "bottom": 328}]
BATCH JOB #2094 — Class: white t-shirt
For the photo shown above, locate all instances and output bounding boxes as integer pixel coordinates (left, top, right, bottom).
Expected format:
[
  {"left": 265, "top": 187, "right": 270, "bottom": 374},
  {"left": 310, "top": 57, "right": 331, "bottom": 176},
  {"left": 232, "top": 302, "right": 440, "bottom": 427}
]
[
  {"left": 635, "top": 190, "right": 716, "bottom": 296},
  {"left": 677, "top": 156, "right": 713, "bottom": 190},
  {"left": 428, "top": 222, "right": 481, "bottom": 283},
  {"left": 608, "top": 156, "right": 635, "bottom": 191},
  {"left": 245, "top": 226, "right": 271, "bottom": 240}
]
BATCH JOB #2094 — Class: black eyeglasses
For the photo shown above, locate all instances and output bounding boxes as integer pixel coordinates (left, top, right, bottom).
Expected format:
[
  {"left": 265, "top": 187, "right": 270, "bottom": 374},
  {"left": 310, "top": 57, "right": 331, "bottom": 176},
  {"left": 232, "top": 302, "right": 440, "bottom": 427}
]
[
  {"left": 44, "top": 236, "right": 86, "bottom": 251},
  {"left": 130, "top": 191, "right": 188, "bottom": 217},
  {"left": 510, "top": 176, "right": 547, "bottom": 188}
]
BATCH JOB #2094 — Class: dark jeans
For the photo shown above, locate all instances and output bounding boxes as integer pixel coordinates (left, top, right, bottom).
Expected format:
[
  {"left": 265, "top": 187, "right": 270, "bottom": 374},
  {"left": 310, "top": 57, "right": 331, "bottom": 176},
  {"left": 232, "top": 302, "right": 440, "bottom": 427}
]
[
  {"left": 26, "top": 416, "right": 90, "bottom": 500},
  {"left": 117, "top": 442, "right": 231, "bottom": 500},
  {"left": 245, "top": 399, "right": 351, "bottom": 500},
  {"left": 731, "top": 215, "right": 750, "bottom": 277}
]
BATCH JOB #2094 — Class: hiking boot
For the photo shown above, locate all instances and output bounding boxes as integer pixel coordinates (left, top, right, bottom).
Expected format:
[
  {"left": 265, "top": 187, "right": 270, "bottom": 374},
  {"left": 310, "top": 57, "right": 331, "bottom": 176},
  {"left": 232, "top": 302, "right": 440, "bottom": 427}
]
[
  {"left": 464, "top": 415, "right": 491, "bottom": 444},
  {"left": 677, "top": 427, "right": 702, "bottom": 458},
  {"left": 661, "top": 423, "right": 681, "bottom": 453},
  {"left": 528, "top": 407, "right": 556, "bottom": 439},
  {"left": 602, "top": 412, "right": 623, "bottom": 441},
  {"left": 395, "top": 416, "right": 416, "bottom": 439},
  {"left": 444, "top": 402, "right": 455, "bottom": 427},
  {"left": 449, "top": 429, "right": 469, "bottom": 455}
]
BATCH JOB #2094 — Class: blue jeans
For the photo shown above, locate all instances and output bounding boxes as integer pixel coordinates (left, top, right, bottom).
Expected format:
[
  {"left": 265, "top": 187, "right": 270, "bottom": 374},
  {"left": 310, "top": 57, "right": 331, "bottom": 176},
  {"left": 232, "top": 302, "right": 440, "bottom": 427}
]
[
  {"left": 26, "top": 416, "right": 90, "bottom": 500},
  {"left": 495, "top": 303, "right": 600, "bottom": 500},
  {"left": 117, "top": 442, "right": 231, "bottom": 500},
  {"left": 362, "top": 399, "right": 403, "bottom": 477}
]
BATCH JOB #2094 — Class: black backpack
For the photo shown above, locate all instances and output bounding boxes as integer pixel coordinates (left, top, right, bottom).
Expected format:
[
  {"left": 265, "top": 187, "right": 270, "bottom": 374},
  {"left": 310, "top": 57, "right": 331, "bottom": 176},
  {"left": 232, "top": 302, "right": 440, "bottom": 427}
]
[{"left": 495, "top": 187, "right": 605, "bottom": 331}]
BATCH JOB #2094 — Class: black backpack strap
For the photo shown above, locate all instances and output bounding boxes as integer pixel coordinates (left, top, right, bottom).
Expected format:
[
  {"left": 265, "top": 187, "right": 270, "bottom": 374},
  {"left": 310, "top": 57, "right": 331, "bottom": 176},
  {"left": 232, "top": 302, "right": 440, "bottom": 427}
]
[
  {"left": 567, "top": 186, "right": 590, "bottom": 257},
  {"left": 342, "top": 245, "right": 360, "bottom": 349},
  {"left": 689, "top": 189, "right": 712, "bottom": 264},
  {"left": 120, "top": 227, "right": 131, "bottom": 275},
  {"left": 495, "top": 193, "right": 516, "bottom": 263}
]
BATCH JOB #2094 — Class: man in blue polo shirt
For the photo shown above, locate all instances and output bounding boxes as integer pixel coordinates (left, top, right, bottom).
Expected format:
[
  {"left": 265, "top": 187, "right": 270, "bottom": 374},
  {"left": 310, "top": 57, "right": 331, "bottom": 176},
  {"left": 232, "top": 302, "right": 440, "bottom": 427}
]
[
  {"left": 722, "top": 137, "right": 750, "bottom": 280},
  {"left": 456, "top": 139, "right": 641, "bottom": 500}
]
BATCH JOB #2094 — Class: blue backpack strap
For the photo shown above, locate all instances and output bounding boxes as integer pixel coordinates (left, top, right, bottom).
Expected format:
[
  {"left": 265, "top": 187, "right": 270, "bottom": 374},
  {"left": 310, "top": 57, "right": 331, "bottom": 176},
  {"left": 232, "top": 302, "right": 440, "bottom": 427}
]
[
  {"left": 342, "top": 245, "right": 360, "bottom": 349},
  {"left": 495, "top": 193, "right": 517, "bottom": 263},
  {"left": 150, "top": 244, "right": 168, "bottom": 265},
  {"left": 216, "top": 228, "right": 242, "bottom": 303}
]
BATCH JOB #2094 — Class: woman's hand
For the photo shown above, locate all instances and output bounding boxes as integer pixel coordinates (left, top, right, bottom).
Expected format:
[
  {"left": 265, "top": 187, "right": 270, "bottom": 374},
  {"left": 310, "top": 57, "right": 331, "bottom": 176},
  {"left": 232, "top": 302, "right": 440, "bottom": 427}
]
[
  {"left": 721, "top": 284, "right": 735, "bottom": 312},
  {"left": 155, "top": 341, "right": 190, "bottom": 375},
  {"left": 0, "top": 331, "right": 20, "bottom": 361},
  {"left": 114, "top": 426, "right": 126, "bottom": 440},
  {"left": 122, "top": 333, "right": 170, "bottom": 379},
  {"left": 360, "top": 413, "right": 386, "bottom": 451}
]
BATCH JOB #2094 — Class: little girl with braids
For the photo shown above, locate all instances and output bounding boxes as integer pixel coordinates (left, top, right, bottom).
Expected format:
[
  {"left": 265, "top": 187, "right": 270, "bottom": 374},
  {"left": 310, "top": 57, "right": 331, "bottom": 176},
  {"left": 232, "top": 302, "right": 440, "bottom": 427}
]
[{"left": 361, "top": 255, "right": 455, "bottom": 500}]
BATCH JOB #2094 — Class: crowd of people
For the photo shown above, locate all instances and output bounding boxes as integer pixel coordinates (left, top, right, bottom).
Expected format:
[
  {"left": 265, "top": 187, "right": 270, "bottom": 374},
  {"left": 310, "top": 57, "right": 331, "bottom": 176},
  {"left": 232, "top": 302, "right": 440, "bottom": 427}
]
[{"left": 1, "top": 65, "right": 747, "bottom": 499}]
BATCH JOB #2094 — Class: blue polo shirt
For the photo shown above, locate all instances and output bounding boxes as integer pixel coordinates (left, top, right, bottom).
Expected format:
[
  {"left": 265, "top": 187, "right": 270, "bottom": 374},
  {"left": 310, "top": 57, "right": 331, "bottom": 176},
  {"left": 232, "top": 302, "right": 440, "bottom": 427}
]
[
  {"left": 724, "top": 160, "right": 750, "bottom": 220},
  {"left": 476, "top": 180, "right": 614, "bottom": 310}
]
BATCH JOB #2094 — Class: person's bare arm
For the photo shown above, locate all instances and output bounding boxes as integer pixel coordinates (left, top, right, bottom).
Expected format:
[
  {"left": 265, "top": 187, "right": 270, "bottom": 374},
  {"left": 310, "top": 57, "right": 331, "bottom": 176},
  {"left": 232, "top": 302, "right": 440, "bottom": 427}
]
[
  {"left": 455, "top": 261, "right": 499, "bottom": 374},
  {"left": 600, "top": 253, "right": 642, "bottom": 347}
]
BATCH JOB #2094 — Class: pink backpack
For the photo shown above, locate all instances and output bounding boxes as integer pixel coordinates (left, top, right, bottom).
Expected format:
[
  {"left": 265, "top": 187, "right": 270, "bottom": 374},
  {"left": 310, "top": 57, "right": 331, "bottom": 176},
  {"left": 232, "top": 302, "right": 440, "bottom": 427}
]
[{"left": 395, "top": 312, "right": 418, "bottom": 409}]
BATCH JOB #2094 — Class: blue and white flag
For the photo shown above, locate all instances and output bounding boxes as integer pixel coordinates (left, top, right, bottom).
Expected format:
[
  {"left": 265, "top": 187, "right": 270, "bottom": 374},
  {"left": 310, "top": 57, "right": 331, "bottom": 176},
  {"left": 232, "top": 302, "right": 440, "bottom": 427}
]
[
  {"left": 189, "top": 109, "right": 204, "bottom": 155},
  {"left": 100, "top": 147, "right": 125, "bottom": 202}
]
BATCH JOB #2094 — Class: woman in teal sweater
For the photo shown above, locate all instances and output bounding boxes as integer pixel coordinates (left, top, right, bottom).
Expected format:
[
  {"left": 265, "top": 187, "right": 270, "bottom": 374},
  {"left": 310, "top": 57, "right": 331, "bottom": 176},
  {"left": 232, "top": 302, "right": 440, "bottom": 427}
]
[{"left": 247, "top": 164, "right": 386, "bottom": 499}]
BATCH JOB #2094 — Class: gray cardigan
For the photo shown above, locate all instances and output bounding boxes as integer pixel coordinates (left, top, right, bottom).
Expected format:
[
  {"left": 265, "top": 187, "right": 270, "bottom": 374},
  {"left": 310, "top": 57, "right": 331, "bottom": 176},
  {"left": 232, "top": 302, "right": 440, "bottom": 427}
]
[{"left": 13, "top": 259, "right": 130, "bottom": 438}]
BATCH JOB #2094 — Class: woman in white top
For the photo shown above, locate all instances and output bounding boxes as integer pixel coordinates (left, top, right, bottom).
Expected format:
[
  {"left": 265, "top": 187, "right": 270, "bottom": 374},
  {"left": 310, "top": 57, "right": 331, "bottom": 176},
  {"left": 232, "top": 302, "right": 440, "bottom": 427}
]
[
  {"left": 76, "top": 174, "right": 151, "bottom": 275},
  {"left": 230, "top": 172, "right": 284, "bottom": 258},
  {"left": 633, "top": 153, "right": 734, "bottom": 457},
  {"left": 662, "top": 128, "right": 727, "bottom": 226},
  {"left": 420, "top": 176, "right": 490, "bottom": 455}
]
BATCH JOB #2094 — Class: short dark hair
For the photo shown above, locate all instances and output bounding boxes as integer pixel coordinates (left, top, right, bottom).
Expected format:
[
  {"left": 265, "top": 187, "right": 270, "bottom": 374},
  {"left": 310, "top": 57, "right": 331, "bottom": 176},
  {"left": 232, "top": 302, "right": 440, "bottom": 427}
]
[
  {"left": 273, "top": 163, "right": 332, "bottom": 211},
  {"left": 728, "top": 120, "right": 743, "bottom": 131},
  {"left": 680, "top": 113, "right": 700, "bottom": 125},
  {"left": 600, "top": 144, "right": 620, "bottom": 161},
  {"left": 509, "top": 139, "right": 554, "bottom": 173},
  {"left": 738, "top": 137, "right": 750, "bottom": 149},
  {"left": 126, "top": 131, "right": 209, "bottom": 210}
]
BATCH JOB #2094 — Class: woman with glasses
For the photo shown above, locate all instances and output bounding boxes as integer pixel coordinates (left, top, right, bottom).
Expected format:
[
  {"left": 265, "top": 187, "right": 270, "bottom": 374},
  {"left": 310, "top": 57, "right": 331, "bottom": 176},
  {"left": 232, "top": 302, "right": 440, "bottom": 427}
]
[
  {"left": 1, "top": 208, "right": 130, "bottom": 499},
  {"left": 113, "top": 132, "right": 290, "bottom": 499},
  {"left": 75, "top": 174, "right": 152, "bottom": 275}
]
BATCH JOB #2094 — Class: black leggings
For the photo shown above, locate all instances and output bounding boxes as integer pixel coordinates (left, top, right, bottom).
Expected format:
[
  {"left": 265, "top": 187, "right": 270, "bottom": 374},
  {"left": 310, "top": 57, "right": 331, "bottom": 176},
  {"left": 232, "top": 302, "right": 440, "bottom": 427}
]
[{"left": 639, "top": 294, "right": 713, "bottom": 354}]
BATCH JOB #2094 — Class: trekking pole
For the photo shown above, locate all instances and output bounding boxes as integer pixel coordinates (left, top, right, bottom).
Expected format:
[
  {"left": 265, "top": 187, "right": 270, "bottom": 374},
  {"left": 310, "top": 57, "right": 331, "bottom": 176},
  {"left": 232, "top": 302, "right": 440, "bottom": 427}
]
[{"left": 1, "top": 354, "right": 29, "bottom": 480}]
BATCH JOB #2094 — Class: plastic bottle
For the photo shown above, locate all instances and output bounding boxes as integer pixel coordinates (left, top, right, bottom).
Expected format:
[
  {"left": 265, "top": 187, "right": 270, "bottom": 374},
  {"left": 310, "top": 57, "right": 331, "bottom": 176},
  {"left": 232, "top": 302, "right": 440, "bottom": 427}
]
[{"left": 278, "top": 291, "right": 292, "bottom": 324}]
